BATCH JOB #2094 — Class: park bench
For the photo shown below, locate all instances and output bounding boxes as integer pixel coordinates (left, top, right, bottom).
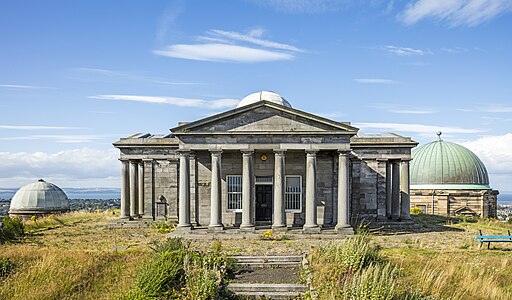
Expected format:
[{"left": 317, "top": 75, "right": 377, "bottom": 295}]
[{"left": 476, "top": 230, "right": 512, "bottom": 249}]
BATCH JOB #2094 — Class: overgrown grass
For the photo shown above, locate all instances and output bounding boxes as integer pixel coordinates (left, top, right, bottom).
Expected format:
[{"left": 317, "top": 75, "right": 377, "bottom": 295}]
[
  {"left": 22, "top": 211, "right": 109, "bottom": 232},
  {"left": 0, "top": 216, "right": 24, "bottom": 243},
  {"left": 124, "top": 238, "right": 229, "bottom": 300}
]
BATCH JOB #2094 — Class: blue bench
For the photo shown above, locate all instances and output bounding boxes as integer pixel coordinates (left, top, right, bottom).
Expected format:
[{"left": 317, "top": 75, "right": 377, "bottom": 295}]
[{"left": 476, "top": 230, "right": 512, "bottom": 249}]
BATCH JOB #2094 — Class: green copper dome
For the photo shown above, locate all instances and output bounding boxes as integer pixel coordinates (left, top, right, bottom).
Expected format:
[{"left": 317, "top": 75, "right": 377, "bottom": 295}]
[{"left": 410, "top": 133, "right": 490, "bottom": 190}]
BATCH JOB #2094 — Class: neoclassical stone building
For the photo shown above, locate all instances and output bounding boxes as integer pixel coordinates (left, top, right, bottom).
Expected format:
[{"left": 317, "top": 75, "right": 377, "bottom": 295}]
[{"left": 114, "top": 91, "right": 417, "bottom": 232}]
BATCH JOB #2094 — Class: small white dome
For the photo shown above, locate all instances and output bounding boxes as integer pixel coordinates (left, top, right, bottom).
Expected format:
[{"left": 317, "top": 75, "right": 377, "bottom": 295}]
[
  {"left": 237, "top": 91, "right": 292, "bottom": 108},
  {"left": 9, "top": 179, "right": 70, "bottom": 216}
]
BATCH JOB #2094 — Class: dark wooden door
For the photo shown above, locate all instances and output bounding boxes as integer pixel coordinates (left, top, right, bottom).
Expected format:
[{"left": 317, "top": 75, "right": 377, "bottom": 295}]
[{"left": 256, "top": 185, "right": 273, "bottom": 222}]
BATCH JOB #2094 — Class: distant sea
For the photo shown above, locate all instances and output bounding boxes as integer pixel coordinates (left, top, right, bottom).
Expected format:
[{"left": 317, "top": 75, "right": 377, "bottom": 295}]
[
  {"left": 0, "top": 188, "right": 120, "bottom": 200},
  {"left": 499, "top": 193, "right": 512, "bottom": 205}
]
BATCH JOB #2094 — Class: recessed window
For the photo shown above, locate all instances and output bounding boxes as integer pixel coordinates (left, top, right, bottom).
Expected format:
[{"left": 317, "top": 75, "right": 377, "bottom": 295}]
[
  {"left": 285, "top": 175, "right": 302, "bottom": 212},
  {"left": 227, "top": 175, "right": 242, "bottom": 211}
]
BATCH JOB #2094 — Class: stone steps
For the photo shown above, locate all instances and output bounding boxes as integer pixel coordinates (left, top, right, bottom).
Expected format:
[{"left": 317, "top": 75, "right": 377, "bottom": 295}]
[
  {"left": 230, "top": 255, "right": 303, "bottom": 268},
  {"left": 228, "top": 283, "right": 307, "bottom": 299}
]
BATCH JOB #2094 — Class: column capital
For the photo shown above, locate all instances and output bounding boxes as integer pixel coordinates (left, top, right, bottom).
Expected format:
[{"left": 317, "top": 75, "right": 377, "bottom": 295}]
[
  {"left": 273, "top": 149, "right": 286, "bottom": 155},
  {"left": 209, "top": 149, "right": 223, "bottom": 155},
  {"left": 178, "top": 149, "right": 191, "bottom": 156},
  {"left": 337, "top": 149, "right": 351, "bottom": 156},
  {"left": 129, "top": 160, "right": 138, "bottom": 165},
  {"left": 241, "top": 149, "right": 254, "bottom": 156},
  {"left": 305, "top": 149, "right": 318, "bottom": 156},
  {"left": 119, "top": 158, "right": 129, "bottom": 162}
]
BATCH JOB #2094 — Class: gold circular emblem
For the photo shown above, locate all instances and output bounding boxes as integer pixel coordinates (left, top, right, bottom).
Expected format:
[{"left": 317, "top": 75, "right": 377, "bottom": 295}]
[{"left": 260, "top": 154, "right": 268, "bottom": 161}]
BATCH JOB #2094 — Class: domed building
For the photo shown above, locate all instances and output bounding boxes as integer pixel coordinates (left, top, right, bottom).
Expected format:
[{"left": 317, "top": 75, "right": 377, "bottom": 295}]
[
  {"left": 114, "top": 90, "right": 419, "bottom": 232},
  {"left": 410, "top": 133, "right": 498, "bottom": 217},
  {"left": 9, "top": 179, "right": 70, "bottom": 219}
]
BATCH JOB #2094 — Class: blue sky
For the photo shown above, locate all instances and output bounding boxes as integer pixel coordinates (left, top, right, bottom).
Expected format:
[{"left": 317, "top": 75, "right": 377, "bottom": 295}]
[{"left": 0, "top": 0, "right": 511, "bottom": 191}]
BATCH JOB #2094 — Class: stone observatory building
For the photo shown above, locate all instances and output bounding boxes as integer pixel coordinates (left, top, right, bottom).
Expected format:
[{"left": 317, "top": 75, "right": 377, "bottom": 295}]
[
  {"left": 410, "top": 132, "right": 498, "bottom": 218},
  {"left": 9, "top": 179, "right": 70, "bottom": 219},
  {"left": 114, "top": 91, "right": 418, "bottom": 232}
]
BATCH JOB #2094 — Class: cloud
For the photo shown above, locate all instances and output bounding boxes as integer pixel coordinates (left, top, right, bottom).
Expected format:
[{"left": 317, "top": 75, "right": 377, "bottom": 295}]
[
  {"left": 354, "top": 78, "right": 400, "bottom": 84},
  {"left": 0, "top": 148, "right": 120, "bottom": 188},
  {"left": 401, "top": 0, "right": 512, "bottom": 27},
  {"left": 154, "top": 28, "right": 301, "bottom": 63},
  {"left": 0, "top": 125, "right": 83, "bottom": 130},
  {"left": 0, "top": 84, "right": 51, "bottom": 89},
  {"left": 0, "top": 134, "right": 115, "bottom": 143},
  {"left": 250, "top": 0, "right": 348, "bottom": 14},
  {"left": 354, "top": 122, "right": 484, "bottom": 134},
  {"left": 90, "top": 94, "right": 239, "bottom": 109},
  {"left": 383, "top": 45, "right": 431, "bottom": 56},
  {"left": 482, "top": 105, "right": 512, "bottom": 113},
  {"left": 460, "top": 133, "right": 512, "bottom": 191},
  {"left": 371, "top": 103, "right": 437, "bottom": 114}
]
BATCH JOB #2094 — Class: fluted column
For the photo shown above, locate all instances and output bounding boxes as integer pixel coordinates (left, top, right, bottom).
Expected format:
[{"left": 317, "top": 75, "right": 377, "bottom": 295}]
[
  {"left": 391, "top": 160, "right": 400, "bottom": 220},
  {"left": 272, "top": 149, "right": 286, "bottom": 230},
  {"left": 137, "top": 161, "right": 144, "bottom": 217},
  {"left": 120, "top": 159, "right": 130, "bottom": 219},
  {"left": 386, "top": 161, "right": 392, "bottom": 219},
  {"left": 240, "top": 150, "right": 255, "bottom": 231},
  {"left": 335, "top": 150, "right": 351, "bottom": 231},
  {"left": 129, "top": 160, "right": 139, "bottom": 218},
  {"left": 304, "top": 150, "right": 320, "bottom": 232},
  {"left": 400, "top": 159, "right": 412, "bottom": 220},
  {"left": 208, "top": 150, "right": 223, "bottom": 231},
  {"left": 177, "top": 151, "right": 191, "bottom": 230}
]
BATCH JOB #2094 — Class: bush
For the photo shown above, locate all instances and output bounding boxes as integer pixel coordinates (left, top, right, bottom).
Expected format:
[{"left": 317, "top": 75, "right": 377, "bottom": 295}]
[
  {"left": 0, "top": 258, "right": 15, "bottom": 279},
  {"left": 410, "top": 207, "right": 423, "bottom": 215},
  {"left": 0, "top": 216, "right": 24, "bottom": 243}
]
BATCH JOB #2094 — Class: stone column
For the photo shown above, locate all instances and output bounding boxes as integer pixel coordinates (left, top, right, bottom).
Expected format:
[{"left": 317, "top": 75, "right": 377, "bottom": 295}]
[
  {"left": 129, "top": 160, "right": 139, "bottom": 218},
  {"left": 335, "top": 150, "right": 351, "bottom": 231},
  {"left": 120, "top": 159, "right": 130, "bottom": 219},
  {"left": 386, "top": 161, "right": 392, "bottom": 219},
  {"left": 240, "top": 150, "right": 255, "bottom": 231},
  {"left": 304, "top": 150, "right": 320, "bottom": 232},
  {"left": 208, "top": 150, "right": 223, "bottom": 231},
  {"left": 137, "top": 161, "right": 144, "bottom": 217},
  {"left": 272, "top": 149, "right": 286, "bottom": 230},
  {"left": 177, "top": 151, "right": 191, "bottom": 230},
  {"left": 391, "top": 160, "right": 400, "bottom": 220},
  {"left": 400, "top": 159, "right": 412, "bottom": 220},
  {"left": 142, "top": 159, "right": 154, "bottom": 220}
]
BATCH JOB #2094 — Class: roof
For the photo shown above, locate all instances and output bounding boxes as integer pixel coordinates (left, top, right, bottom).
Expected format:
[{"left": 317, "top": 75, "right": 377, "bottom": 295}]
[
  {"left": 9, "top": 179, "right": 70, "bottom": 213},
  {"left": 410, "top": 135, "right": 491, "bottom": 190}
]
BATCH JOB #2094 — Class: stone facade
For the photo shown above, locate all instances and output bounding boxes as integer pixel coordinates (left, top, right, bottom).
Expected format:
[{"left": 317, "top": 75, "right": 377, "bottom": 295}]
[{"left": 114, "top": 100, "right": 418, "bottom": 231}]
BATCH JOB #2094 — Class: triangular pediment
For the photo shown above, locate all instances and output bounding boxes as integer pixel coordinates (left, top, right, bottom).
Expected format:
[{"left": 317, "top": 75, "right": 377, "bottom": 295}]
[{"left": 171, "top": 101, "right": 358, "bottom": 134}]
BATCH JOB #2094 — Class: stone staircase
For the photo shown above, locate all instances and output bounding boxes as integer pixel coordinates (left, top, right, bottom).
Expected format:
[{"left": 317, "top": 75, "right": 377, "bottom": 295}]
[{"left": 227, "top": 255, "right": 308, "bottom": 299}]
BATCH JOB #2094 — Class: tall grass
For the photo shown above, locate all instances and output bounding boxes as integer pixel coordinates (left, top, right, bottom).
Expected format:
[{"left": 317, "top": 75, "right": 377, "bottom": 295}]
[
  {"left": 22, "top": 211, "right": 108, "bottom": 232},
  {"left": 0, "top": 216, "right": 24, "bottom": 243}
]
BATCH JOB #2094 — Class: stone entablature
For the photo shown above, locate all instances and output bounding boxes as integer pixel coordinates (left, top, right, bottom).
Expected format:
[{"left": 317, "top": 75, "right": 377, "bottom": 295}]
[{"left": 113, "top": 100, "right": 418, "bottom": 232}]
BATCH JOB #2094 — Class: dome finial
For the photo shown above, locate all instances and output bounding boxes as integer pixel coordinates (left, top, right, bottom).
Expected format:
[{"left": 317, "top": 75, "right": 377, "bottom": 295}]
[{"left": 436, "top": 131, "right": 442, "bottom": 140}]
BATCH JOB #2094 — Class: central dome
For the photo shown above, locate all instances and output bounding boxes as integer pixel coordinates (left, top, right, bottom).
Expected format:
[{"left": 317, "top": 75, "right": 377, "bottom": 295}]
[
  {"left": 410, "top": 134, "right": 490, "bottom": 189},
  {"left": 237, "top": 91, "right": 292, "bottom": 108}
]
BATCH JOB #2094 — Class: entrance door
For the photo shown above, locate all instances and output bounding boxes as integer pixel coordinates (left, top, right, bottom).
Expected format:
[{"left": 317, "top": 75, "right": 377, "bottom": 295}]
[{"left": 255, "top": 185, "right": 273, "bottom": 222}]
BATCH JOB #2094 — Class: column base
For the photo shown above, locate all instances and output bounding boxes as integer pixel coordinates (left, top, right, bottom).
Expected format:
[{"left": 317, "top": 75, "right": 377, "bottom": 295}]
[
  {"left": 207, "top": 224, "right": 224, "bottom": 232},
  {"left": 119, "top": 215, "right": 130, "bottom": 220},
  {"left": 176, "top": 225, "right": 192, "bottom": 232},
  {"left": 240, "top": 225, "right": 256, "bottom": 232},
  {"left": 335, "top": 225, "right": 354, "bottom": 235},
  {"left": 303, "top": 225, "right": 321, "bottom": 233},
  {"left": 271, "top": 224, "right": 288, "bottom": 232},
  {"left": 142, "top": 215, "right": 154, "bottom": 221}
]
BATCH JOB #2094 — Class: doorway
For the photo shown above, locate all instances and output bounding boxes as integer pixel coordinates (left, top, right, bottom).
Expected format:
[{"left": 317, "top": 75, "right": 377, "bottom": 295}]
[{"left": 255, "top": 184, "right": 273, "bottom": 222}]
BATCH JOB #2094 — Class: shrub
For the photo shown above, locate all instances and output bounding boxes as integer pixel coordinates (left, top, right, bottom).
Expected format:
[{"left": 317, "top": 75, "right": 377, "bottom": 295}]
[
  {"left": 339, "top": 263, "right": 397, "bottom": 300},
  {"left": 0, "top": 258, "right": 15, "bottom": 279},
  {"left": 410, "top": 207, "right": 423, "bottom": 215},
  {"left": 0, "top": 216, "right": 25, "bottom": 243}
]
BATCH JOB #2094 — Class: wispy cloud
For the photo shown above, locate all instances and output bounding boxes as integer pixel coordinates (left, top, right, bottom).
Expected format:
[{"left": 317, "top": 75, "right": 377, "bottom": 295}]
[
  {"left": 154, "top": 28, "right": 302, "bottom": 63},
  {"left": 354, "top": 78, "right": 400, "bottom": 84},
  {"left": 74, "top": 67, "right": 200, "bottom": 85},
  {"left": 0, "top": 84, "right": 51, "bottom": 90},
  {"left": 371, "top": 103, "right": 437, "bottom": 114},
  {"left": 0, "top": 134, "right": 114, "bottom": 143},
  {"left": 482, "top": 104, "right": 512, "bottom": 113},
  {"left": 354, "top": 122, "right": 484, "bottom": 134},
  {"left": 90, "top": 94, "right": 239, "bottom": 109},
  {"left": 401, "top": 0, "right": 512, "bottom": 27},
  {"left": 383, "top": 45, "right": 432, "bottom": 56},
  {"left": 0, "top": 125, "right": 83, "bottom": 130},
  {"left": 249, "top": 0, "right": 347, "bottom": 14}
]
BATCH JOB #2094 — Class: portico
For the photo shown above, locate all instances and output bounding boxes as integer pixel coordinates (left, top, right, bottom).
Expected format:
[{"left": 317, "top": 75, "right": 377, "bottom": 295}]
[{"left": 114, "top": 91, "right": 417, "bottom": 232}]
